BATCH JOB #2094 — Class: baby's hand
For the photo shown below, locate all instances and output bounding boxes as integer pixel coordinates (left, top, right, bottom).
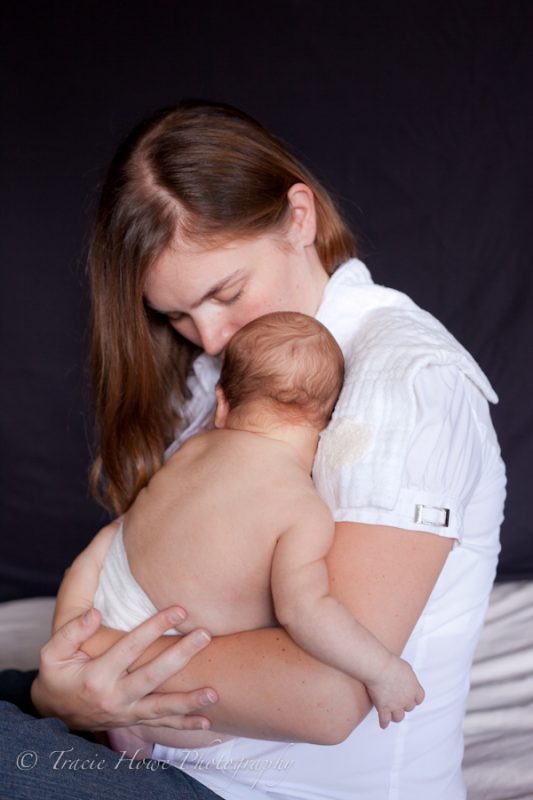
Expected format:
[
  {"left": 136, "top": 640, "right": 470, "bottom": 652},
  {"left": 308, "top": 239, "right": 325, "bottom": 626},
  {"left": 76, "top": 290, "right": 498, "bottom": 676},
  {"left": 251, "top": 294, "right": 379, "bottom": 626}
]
[{"left": 365, "top": 654, "right": 425, "bottom": 730}]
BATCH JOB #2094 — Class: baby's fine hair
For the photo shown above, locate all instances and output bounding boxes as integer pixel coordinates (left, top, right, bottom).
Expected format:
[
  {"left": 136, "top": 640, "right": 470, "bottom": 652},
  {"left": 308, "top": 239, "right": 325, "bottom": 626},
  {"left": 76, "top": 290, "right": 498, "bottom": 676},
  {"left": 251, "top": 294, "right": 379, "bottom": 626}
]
[{"left": 219, "top": 312, "right": 344, "bottom": 429}]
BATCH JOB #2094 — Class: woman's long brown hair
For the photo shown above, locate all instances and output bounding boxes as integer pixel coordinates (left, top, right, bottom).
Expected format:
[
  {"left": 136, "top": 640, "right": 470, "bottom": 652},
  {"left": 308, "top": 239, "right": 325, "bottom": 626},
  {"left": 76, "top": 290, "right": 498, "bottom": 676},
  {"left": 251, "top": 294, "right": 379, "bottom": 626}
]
[{"left": 89, "top": 99, "right": 357, "bottom": 513}]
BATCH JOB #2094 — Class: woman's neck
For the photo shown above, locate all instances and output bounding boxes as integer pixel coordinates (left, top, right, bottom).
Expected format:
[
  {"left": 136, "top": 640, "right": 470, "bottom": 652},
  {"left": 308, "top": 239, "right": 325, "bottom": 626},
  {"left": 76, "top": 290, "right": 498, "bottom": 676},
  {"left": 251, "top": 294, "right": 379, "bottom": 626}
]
[{"left": 305, "top": 246, "right": 330, "bottom": 316}]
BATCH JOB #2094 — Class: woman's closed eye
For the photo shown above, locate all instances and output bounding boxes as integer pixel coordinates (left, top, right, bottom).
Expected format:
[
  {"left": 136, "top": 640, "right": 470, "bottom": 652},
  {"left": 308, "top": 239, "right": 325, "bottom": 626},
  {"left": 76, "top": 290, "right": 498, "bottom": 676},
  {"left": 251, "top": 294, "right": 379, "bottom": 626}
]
[
  {"left": 166, "top": 310, "right": 187, "bottom": 323},
  {"left": 215, "top": 288, "right": 244, "bottom": 306},
  {"left": 165, "top": 288, "right": 244, "bottom": 322}
]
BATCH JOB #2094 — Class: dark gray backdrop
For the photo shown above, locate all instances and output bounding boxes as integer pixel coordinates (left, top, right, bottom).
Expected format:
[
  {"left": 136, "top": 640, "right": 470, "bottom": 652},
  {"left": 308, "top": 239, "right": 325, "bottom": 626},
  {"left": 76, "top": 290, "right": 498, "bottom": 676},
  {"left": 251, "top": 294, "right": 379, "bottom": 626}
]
[{"left": 2, "top": 0, "right": 532, "bottom": 601}]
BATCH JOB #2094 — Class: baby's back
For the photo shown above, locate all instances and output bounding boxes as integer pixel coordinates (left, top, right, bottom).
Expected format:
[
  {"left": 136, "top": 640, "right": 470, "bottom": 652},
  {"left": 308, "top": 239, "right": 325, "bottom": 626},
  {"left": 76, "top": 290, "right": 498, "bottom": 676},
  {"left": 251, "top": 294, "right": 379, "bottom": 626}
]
[{"left": 124, "top": 428, "right": 314, "bottom": 635}]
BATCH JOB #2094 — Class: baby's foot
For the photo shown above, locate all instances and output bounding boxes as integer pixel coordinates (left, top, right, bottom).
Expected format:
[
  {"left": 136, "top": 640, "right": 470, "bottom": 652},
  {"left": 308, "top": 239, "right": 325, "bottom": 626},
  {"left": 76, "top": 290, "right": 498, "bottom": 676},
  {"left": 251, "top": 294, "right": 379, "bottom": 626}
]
[{"left": 107, "top": 726, "right": 154, "bottom": 760}]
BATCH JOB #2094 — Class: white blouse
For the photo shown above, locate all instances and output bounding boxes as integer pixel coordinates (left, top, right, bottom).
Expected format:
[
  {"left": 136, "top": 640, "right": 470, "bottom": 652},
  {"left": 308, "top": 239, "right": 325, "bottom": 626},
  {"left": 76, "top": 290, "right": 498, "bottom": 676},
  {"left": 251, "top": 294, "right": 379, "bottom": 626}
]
[
  {"left": 155, "top": 262, "right": 506, "bottom": 800},
  {"left": 339, "top": 362, "right": 497, "bottom": 544}
]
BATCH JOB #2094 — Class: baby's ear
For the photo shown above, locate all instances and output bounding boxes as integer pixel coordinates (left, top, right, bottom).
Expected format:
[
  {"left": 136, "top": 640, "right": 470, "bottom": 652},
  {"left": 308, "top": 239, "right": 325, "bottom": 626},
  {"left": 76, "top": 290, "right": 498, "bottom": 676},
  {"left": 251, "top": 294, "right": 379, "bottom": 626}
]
[{"left": 214, "top": 384, "right": 230, "bottom": 429}]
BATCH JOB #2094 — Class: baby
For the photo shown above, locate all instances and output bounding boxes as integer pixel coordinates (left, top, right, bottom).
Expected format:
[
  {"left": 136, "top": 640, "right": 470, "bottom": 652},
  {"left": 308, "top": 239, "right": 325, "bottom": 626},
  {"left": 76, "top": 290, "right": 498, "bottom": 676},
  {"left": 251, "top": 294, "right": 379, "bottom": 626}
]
[{"left": 58, "top": 311, "right": 424, "bottom": 755}]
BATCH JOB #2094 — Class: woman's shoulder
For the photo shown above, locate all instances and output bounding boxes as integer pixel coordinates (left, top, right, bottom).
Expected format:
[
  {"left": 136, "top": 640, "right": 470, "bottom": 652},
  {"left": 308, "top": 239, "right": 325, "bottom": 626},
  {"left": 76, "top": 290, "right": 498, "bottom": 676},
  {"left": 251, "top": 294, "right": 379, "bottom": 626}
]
[
  {"left": 320, "top": 261, "right": 496, "bottom": 404},
  {"left": 314, "top": 361, "right": 504, "bottom": 539}
]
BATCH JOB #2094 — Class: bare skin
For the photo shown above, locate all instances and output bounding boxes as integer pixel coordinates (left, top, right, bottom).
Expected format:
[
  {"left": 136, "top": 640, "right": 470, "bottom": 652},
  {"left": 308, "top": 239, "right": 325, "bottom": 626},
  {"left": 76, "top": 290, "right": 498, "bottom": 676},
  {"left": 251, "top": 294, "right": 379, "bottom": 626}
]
[
  {"left": 33, "top": 183, "right": 452, "bottom": 748},
  {"left": 57, "top": 388, "right": 425, "bottom": 757},
  {"left": 47, "top": 522, "right": 451, "bottom": 746}
]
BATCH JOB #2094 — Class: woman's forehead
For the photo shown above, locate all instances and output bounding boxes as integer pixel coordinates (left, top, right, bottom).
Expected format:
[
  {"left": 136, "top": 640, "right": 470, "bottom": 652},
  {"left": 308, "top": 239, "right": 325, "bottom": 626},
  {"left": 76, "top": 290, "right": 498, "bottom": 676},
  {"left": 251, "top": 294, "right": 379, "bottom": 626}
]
[{"left": 143, "top": 234, "right": 275, "bottom": 308}]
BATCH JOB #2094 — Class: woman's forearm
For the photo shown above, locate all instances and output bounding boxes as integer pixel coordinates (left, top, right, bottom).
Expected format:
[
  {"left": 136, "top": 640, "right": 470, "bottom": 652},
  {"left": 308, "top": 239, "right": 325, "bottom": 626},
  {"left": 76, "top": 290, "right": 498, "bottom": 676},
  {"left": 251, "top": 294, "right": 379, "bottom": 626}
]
[
  {"left": 82, "top": 624, "right": 370, "bottom": 745},
  {"left": 57, "top": 520, "right": 451, "bottom": 744}
]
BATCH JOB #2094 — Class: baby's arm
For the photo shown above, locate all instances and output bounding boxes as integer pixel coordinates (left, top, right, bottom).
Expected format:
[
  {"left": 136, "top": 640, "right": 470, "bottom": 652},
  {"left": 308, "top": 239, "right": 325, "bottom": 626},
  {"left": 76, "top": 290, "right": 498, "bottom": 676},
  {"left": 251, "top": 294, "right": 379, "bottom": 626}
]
[{"left": 271, "top": 500, "right": 425, "bottom": 729}]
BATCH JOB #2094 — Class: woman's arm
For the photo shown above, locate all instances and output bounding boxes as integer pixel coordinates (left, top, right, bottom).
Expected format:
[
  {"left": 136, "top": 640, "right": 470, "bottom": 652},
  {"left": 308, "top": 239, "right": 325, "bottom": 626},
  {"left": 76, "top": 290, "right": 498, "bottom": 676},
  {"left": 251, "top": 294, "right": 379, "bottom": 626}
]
[
  {"left": 37, "top": 521, "right": 452, "bottom": 745},
  {"left": 270, "top": 511, "right": 425, "bottom": 729},
  {"left": 123, "top": 521, "right": 452, "bottom": 742}
]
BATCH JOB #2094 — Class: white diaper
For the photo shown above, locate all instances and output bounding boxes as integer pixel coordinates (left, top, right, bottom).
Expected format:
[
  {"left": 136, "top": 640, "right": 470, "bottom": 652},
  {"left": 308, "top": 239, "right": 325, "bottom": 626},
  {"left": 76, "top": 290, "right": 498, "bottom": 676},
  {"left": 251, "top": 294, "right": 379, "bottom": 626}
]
[{"left": 94, "top": 523, "right": 178, "bottom": 635}]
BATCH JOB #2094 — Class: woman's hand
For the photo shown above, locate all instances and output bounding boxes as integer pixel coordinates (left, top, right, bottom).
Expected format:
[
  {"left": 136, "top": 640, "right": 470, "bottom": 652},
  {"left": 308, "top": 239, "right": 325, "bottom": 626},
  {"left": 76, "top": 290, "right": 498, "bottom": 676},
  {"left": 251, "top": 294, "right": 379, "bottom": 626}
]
[{"left": 31, "top": 606, "right": 218, "bottom": 731}]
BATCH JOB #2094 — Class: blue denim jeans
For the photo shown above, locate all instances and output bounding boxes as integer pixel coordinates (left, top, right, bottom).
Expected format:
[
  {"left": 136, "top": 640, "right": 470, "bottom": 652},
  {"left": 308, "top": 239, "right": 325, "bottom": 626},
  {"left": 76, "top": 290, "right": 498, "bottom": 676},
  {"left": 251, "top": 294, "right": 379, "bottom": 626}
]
[{"left": 0, "top": 671, "right": 222, "bottom": 800}]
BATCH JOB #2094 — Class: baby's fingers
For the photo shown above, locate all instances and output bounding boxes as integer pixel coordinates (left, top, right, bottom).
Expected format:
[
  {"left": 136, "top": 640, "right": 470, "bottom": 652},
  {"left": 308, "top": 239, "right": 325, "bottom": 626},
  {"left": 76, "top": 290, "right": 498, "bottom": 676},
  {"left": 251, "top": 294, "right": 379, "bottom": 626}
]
[
  {"left": 378, "top": 709, "right": 391, "bottom": 730},
  {"left": 391, "top": 709, "right": 405, "bottom": 724}
]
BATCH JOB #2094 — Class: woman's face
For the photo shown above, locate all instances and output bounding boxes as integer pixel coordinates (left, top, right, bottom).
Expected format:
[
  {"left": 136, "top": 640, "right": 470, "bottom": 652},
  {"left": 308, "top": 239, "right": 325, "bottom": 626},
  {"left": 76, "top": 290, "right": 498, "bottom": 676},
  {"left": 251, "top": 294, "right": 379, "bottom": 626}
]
[{"left": 144, "top": 230, "right": 328, "bottom": 357}]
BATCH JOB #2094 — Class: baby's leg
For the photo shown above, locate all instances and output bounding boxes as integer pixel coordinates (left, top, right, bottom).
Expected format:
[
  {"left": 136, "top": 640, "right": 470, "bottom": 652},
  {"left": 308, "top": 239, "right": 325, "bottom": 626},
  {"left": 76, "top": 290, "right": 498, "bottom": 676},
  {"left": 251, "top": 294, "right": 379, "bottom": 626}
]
[
  {"left": 107, "top": 726, "right": 154, "bottom": 760},
  {"left": 108, "top": 724, "right": 233, "bottom": 754}
]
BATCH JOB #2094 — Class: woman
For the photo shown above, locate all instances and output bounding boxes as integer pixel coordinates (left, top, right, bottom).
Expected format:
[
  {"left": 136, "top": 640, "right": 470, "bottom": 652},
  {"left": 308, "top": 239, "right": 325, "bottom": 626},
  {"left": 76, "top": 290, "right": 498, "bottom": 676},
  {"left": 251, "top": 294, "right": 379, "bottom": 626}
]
[{"left": 2, "top": 100, "right": 505, "bottom": 800}]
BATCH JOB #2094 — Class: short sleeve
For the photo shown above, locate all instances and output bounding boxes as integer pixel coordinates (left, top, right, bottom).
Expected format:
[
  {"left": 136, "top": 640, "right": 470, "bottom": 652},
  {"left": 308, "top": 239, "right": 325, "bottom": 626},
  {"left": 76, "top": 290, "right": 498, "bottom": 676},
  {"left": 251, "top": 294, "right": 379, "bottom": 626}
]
[{"left": 334, "top": 365, "right": 487, "bottom": 546}]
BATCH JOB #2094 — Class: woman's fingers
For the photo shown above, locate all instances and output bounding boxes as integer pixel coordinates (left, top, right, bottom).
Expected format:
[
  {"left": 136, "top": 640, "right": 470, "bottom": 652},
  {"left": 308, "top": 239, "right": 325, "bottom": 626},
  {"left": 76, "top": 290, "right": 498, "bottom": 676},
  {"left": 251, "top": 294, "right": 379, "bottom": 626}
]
[
  {"left": 33, "top": 606, "right": 217, "bottom": 731},
  {"left": 123, "top": 628, "right": 213, "bottom": 701},
  {"left": 36, "top": 603, "right": 217, "bottom": 732},
  {"left": 134, "top": 684, "right": 218, "bottom": 723},
  {"left": 136, "top": 712, "right": 211, "bottom": 731},
  {"left": 41, "top": 608, "right": 102, "bottom": 664},
  {"left": 96, "top": 607, "right": 190, "bottom": 678},
  {"left": 140, "top": 713, "right": 212, "bottom": 730}
]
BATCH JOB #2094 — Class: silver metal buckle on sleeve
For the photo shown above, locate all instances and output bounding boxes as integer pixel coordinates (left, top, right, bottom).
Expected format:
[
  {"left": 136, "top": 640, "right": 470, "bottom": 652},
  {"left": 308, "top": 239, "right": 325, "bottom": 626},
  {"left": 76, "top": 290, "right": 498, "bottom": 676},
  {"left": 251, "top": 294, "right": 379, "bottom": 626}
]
[{"left": 414, "top": 504, "right": 450, "bottom": 528}]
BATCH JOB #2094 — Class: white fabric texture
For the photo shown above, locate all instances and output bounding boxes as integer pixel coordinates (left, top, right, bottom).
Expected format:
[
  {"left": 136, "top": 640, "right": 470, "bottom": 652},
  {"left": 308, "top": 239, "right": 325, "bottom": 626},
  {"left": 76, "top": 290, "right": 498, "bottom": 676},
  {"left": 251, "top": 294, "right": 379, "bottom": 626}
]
[
  {"left": 312, "top": 259, "right": 496, "bottom": 511},
  {"left": 336, "top": 364, "right": 491, "bottom": 546},
  {"left": 147, "top": 260, "right": 506, "bottom": 800},
  {"left": 165, "top": 352, "right": 221, "bottom": 460}
]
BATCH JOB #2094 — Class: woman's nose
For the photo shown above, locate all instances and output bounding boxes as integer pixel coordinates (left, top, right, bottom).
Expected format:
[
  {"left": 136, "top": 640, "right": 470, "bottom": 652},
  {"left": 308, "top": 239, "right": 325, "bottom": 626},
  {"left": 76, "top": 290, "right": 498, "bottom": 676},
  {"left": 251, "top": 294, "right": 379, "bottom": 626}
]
[{"left": 196, "top": 320, "right": 232, "bottom": 357}]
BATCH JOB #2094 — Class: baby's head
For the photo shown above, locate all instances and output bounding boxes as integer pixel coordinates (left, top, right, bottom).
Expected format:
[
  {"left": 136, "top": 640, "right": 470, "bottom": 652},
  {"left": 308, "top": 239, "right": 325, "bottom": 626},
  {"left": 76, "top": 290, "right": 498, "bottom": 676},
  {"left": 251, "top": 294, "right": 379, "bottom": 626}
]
[{"left": 216, "top": 312, "right": 344, "bottom": 432}]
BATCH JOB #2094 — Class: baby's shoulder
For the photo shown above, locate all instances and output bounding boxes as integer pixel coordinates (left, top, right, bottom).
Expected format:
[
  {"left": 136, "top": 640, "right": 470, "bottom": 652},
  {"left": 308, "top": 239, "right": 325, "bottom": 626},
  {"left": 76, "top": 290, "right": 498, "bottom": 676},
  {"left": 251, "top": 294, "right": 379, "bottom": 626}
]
[{"left": 279, "top": 476, "right": 333, "bottom": 527}]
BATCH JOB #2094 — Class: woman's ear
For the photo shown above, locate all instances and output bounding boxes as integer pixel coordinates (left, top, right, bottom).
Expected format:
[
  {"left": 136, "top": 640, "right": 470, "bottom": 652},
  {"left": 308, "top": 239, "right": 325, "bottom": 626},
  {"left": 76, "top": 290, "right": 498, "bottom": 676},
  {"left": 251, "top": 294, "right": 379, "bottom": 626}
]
[
  {"left": 214, "top": 384, "right": 230, "bottom": 429},
  {"left": 286, "top": 183, "right": 317, "bottom": 247}
]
